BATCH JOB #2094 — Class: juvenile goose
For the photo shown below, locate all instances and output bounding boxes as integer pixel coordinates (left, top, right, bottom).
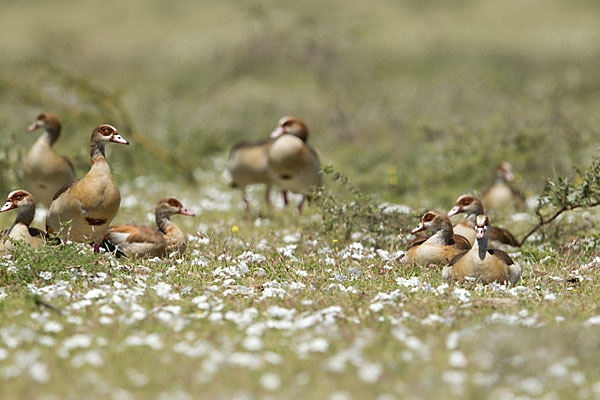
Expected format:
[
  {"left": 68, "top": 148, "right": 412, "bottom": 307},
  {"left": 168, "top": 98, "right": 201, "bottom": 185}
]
[
  {"left": 406, "top": 211, "right": 471, "bottom": 266},
  {"left": 46, "top": 125, "right": 128, "bottom": 253},
  {"left": 0, "top": 190, "right": 45, "bottom": 251},
  {"left": 443, "top": 215, "right": 522, "bottom": 286},
  {"left": 448, "top": 194, "right": 520, "bottom": 248},
  {"left": 482, "top": 162, "right": 525, "bottom": 211},
  {"left": 105, "top": 197, "right": 194, "bottom": 257},
  {"left": 267, "top": 116, "right": 321, "bottom": 212},
  {"left": 228, "top": 140, "right": 273, "bottom": 212},
  {"left": 23, "top": 113, "right": 76, "bottom": 208}
]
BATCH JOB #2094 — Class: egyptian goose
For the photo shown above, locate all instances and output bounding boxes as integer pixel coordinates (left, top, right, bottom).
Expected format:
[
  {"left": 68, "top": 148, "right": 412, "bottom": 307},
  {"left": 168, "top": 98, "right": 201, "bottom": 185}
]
[
  {"left": 482, "top": 162, "right": 526, "bottom": 211},
  {"left": 228, "top": 139, "right": 273, "bottom": 212},
  {"left": 104, "top": 197, "right": 194, "bottom": 257},
  {"left": 23, "top": 113, "right": 76, "bottom": 208},
  {"left": 448, "top": 195, "right": 520, "bottom": 248},
  {"left": 46, "top": 125, "right": 128, "bottom": 253},
  {"left": 0, "top": 190, "right": 45, "bottom": 251},
  {"left": 405, "top": 211, "right": 471, "bottom": 266},
  {"left": 267, "top": 116, "right": 321, "bottom": 212},
  {"left": 443, "top": 215, "right": 522, "bottom": 286}
]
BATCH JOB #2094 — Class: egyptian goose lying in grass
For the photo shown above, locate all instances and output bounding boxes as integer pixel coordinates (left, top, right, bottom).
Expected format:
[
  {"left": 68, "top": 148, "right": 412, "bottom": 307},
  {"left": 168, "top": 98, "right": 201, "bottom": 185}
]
[
  {"left": 0, "top": 190, "right": 45, "bottom": 251},
  {"left": 482, "top": 162, "right": 526, "bottom": 211},
  {"left": 105, "top": 197, "right": 194, "bottom": 258},
  {"left": 46, "top": 125, "right": 128, "bottom": 253},
  {"left": 443, "top": 215, "right": 522, "bottom": 286},
  {"left": 267, "top": 116, "right": 321, "bottom": 212},
  {"left": 23, "top": 113, "right": 76, "bottom": 208},
  {"left": 448, "top": 194, "right": 520, "bottom": 248},
  {"left": 228, "top": 139, "right": 273, "bottom": 213},
  {"left": 405, "top": 211, "right": 471, "bottom": 266}
]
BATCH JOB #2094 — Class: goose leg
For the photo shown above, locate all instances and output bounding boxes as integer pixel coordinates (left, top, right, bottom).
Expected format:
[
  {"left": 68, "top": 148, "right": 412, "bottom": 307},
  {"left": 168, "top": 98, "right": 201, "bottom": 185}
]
[
  {"left": 297, "top": 196, "right": 306, "bottom": 214},
  {"left": 282, "top": 190, "right": 289, "bottom": 207}
]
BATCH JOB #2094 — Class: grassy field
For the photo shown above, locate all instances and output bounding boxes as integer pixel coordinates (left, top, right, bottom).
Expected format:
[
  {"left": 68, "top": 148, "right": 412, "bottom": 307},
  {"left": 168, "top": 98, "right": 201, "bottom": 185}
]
[{"left": 1, "top": 0, "right": 600, "bottom": 398}]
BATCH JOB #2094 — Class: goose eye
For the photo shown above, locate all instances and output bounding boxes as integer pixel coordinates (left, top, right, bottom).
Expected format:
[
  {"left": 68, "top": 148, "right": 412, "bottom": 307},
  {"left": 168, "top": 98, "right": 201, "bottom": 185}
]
[{"left": 423, "top": 213, "right": 434, "bottom": 222}]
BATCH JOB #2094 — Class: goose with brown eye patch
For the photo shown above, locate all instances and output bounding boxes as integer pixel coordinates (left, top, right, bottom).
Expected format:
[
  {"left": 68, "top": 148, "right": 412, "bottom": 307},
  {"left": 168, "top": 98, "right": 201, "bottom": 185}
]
[
  {"left": 46, "top": 124, "right": 129, "bottom": 254},
  {"left": 482, "top": 162, "right": 526, "bottom": 212},
  {"left": 103, "top": 197, "right": 195, "bottom": 258},
  {"left": 0, "top": 190, "right": 46, "bottom": 252},
  {"left": 23, "top": 113, "right": 76, "bottom": 209},
  {"left": 443, "top": 214, "right": 522, "bottom": 286},
  {"left": 267, "top": 116, "right": 321, "bottom": 213},
  {"left": 447, "top": 194, "right": 520, "bottom": 248},
  {"left": 405, "top": 210, "right": 471, "bottom": 267}
]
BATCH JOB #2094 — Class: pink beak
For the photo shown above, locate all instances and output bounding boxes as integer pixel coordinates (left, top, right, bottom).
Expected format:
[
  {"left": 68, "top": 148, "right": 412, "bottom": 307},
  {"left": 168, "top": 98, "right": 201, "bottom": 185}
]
[
  {"left": 179, "top": 208, "right": 195, "bottom": 217},
  {"left": 411, "top": 222, "right": 425, "bottom": 234},
  {"left": 110, "top": 133, "right": 129, "bottom": 145},
  {"left": 476, "top": 227, "right": 486, "bottom": 239},
  {"left": 270, "top": 126, "right": 285, "bottom": 139},
  {"left": 1, "top": 201, "right": 15, "bottom": 213},
  {"left": 28, "top": 122, "right": 39, "bottom": 132},
  {"left": 447, "top": 205, "right": 461, "bottom": 217}
]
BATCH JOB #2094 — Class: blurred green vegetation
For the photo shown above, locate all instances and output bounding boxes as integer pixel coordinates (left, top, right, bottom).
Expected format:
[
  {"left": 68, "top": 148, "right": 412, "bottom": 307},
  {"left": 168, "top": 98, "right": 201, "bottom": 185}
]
[{"left": 1, "top": 0, "right": 600, "bottom": 208}]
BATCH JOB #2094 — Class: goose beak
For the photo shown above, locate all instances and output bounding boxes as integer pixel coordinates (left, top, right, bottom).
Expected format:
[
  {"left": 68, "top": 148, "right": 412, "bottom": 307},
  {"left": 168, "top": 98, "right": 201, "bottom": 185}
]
[
  {"left": 179, "top": 208, "right": 195, "bottom": 217},
  {"left": 110, "top": 133, "right": 129, "bottom": 145},
  {"left": 1, "top": 201, "right": 15, "bottom": 212},
  {"left": 411, "top": 222, "right": 425, "bottom": 234},
  {"left": 447, "top": 205, "right": 461, "bottom": 217},
  {"left": 270, "top": 126, "right": 285, "bottom": 139},
  {"left": 28, "top": 122, "right": 39, "bottom": 132},
  {"left": 476, "top": 227, "right": 486, "bottom": 239}
]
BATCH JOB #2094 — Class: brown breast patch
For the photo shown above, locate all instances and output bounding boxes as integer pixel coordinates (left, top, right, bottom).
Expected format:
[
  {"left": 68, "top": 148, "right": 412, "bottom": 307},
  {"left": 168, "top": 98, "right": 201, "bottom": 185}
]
[{"left": 86, "top": 217, "right": 108, "bottom": 226}]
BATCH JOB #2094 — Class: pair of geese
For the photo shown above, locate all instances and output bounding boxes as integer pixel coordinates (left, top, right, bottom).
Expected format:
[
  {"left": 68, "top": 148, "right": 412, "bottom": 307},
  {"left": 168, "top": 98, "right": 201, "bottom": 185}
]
[
  {"left": 228, "top": 116, "right": 322, "bottom": 213},
  {"left": 406, "top": 194, "right": 522, "bottom": 286},
  {"left": 1, "top": 114, "right": 194, "bottom": 257}
]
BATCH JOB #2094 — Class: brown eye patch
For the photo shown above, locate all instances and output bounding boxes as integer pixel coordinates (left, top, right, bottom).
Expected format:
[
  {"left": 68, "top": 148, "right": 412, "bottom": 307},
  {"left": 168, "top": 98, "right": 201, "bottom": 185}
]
[
  {"left": 423, "top": 212, "right": 435, "bottom": 222},
  {"left": 460, "top": 197, "right": 473, "bottom": 206},
  {"left": 167, "top": 198, "right": 181, "bottom": 208},
  {"left": 37, "top": 113, "right": 46, "bottom": 120}
]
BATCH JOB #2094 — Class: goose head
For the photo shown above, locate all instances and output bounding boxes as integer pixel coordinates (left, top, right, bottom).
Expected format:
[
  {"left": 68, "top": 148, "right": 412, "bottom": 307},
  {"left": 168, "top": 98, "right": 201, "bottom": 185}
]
[
  {"left": 156, "top": 197, "right": 195, "bottom": 218},
  {"left": 496, "top": 162, "right": 515, "bottom": 182},
  {"left": 1, "top": 190, "right": 35, "bottom": 214},
  {"left": 28, "top": 113, "right": 62, "bottom": 137},
  {"left": 411, "top": 210, "right": 452, "bottom": 234},
  {"left": 448, "top": 195, "right": 484, "bottom": 217},
  {"left": 91, "top": 124, "right": 129, "bottom": 145},
  {"left": 270, "top": 116, "right": 309, "bottom": 142},
  {"left": 475, "top": 214, "right": 489, "bottom": 240}
]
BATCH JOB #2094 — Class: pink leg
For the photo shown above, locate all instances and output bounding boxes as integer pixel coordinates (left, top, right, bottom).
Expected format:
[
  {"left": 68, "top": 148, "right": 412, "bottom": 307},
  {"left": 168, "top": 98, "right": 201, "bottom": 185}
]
[
  {"left": 93, "top": 242, "right": 100, "bottom": 254},
  {"left": 265, "top": 184, "right": 272, "bottom": 206},
  {"left": 282, "top": 190, "right": 289, "bottom": 207},
  {"left": 242, "top": 189, "right": 249, "bottom": 212},
  {"left": 297, "top": 196, "right": 306, "bottom": 214}
]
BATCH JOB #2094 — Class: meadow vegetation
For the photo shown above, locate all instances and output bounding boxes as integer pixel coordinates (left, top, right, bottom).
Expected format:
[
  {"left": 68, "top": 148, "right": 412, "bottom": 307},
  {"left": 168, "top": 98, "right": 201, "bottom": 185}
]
[{"left": 1, "top": 0, "right": 600, "bottom": 398}]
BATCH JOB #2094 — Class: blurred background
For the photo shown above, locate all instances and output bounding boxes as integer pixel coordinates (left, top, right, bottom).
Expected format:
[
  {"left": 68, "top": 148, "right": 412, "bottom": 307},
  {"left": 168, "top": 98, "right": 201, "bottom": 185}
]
[{"left": 1, "top": 0, "right": 599, "bottom": 209}]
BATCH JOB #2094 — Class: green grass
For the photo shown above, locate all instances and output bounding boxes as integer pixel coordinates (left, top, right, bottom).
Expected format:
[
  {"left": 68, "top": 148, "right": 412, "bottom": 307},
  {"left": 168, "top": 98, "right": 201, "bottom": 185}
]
[{"left": 1, "top": 0, "right": 600, "bottom": 398}]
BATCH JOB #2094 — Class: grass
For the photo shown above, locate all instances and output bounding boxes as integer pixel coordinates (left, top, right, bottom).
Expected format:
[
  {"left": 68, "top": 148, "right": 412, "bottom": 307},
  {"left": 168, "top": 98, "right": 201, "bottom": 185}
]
[{"left": 1, "top": 0, "right": 600, "bottom": 398}]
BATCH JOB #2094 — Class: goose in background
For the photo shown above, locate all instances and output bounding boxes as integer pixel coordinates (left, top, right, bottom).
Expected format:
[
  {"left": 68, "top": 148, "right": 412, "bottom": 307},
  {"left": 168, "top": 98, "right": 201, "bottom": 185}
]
[
  {"left": 23, "top": 113, "right": 76, "bottom": 208},
  {"left": 267, "top": 116, "right": 321, "bottom": 212},
  {"left": 448, "top": 194, "right": 520, "bottom": 248}
]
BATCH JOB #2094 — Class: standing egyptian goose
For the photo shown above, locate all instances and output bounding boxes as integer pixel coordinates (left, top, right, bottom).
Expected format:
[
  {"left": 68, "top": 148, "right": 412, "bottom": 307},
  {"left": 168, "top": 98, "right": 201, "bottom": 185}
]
[
  {"left": 482, "top": 162, "right": 526, "bottom": 211},
  {"left": 406, "top": 211, "right": 471, "bottom": 266},
  {"left": 267, "top": 116, "right": 321, "bottom": 212},
  {"left": 0, "top": 190, "right": 45, "bottom": 251},
  {"left": 46, "top": 125, "right": 128, "bottom": 253},
  {"left": 23, "top": 113, "right": 76, "bottom": 208},
  {"left": 105, "top": 197, "right": 194, "bottom": 257},
  {"left": 448, "top": 195, "right": 520, "bottom": 248},
  {"left": 443, "top": 215, "right": 522, "bottom": 286},
  {"left": 228, "top": 140, "right": 273, "bottom": 212}
]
